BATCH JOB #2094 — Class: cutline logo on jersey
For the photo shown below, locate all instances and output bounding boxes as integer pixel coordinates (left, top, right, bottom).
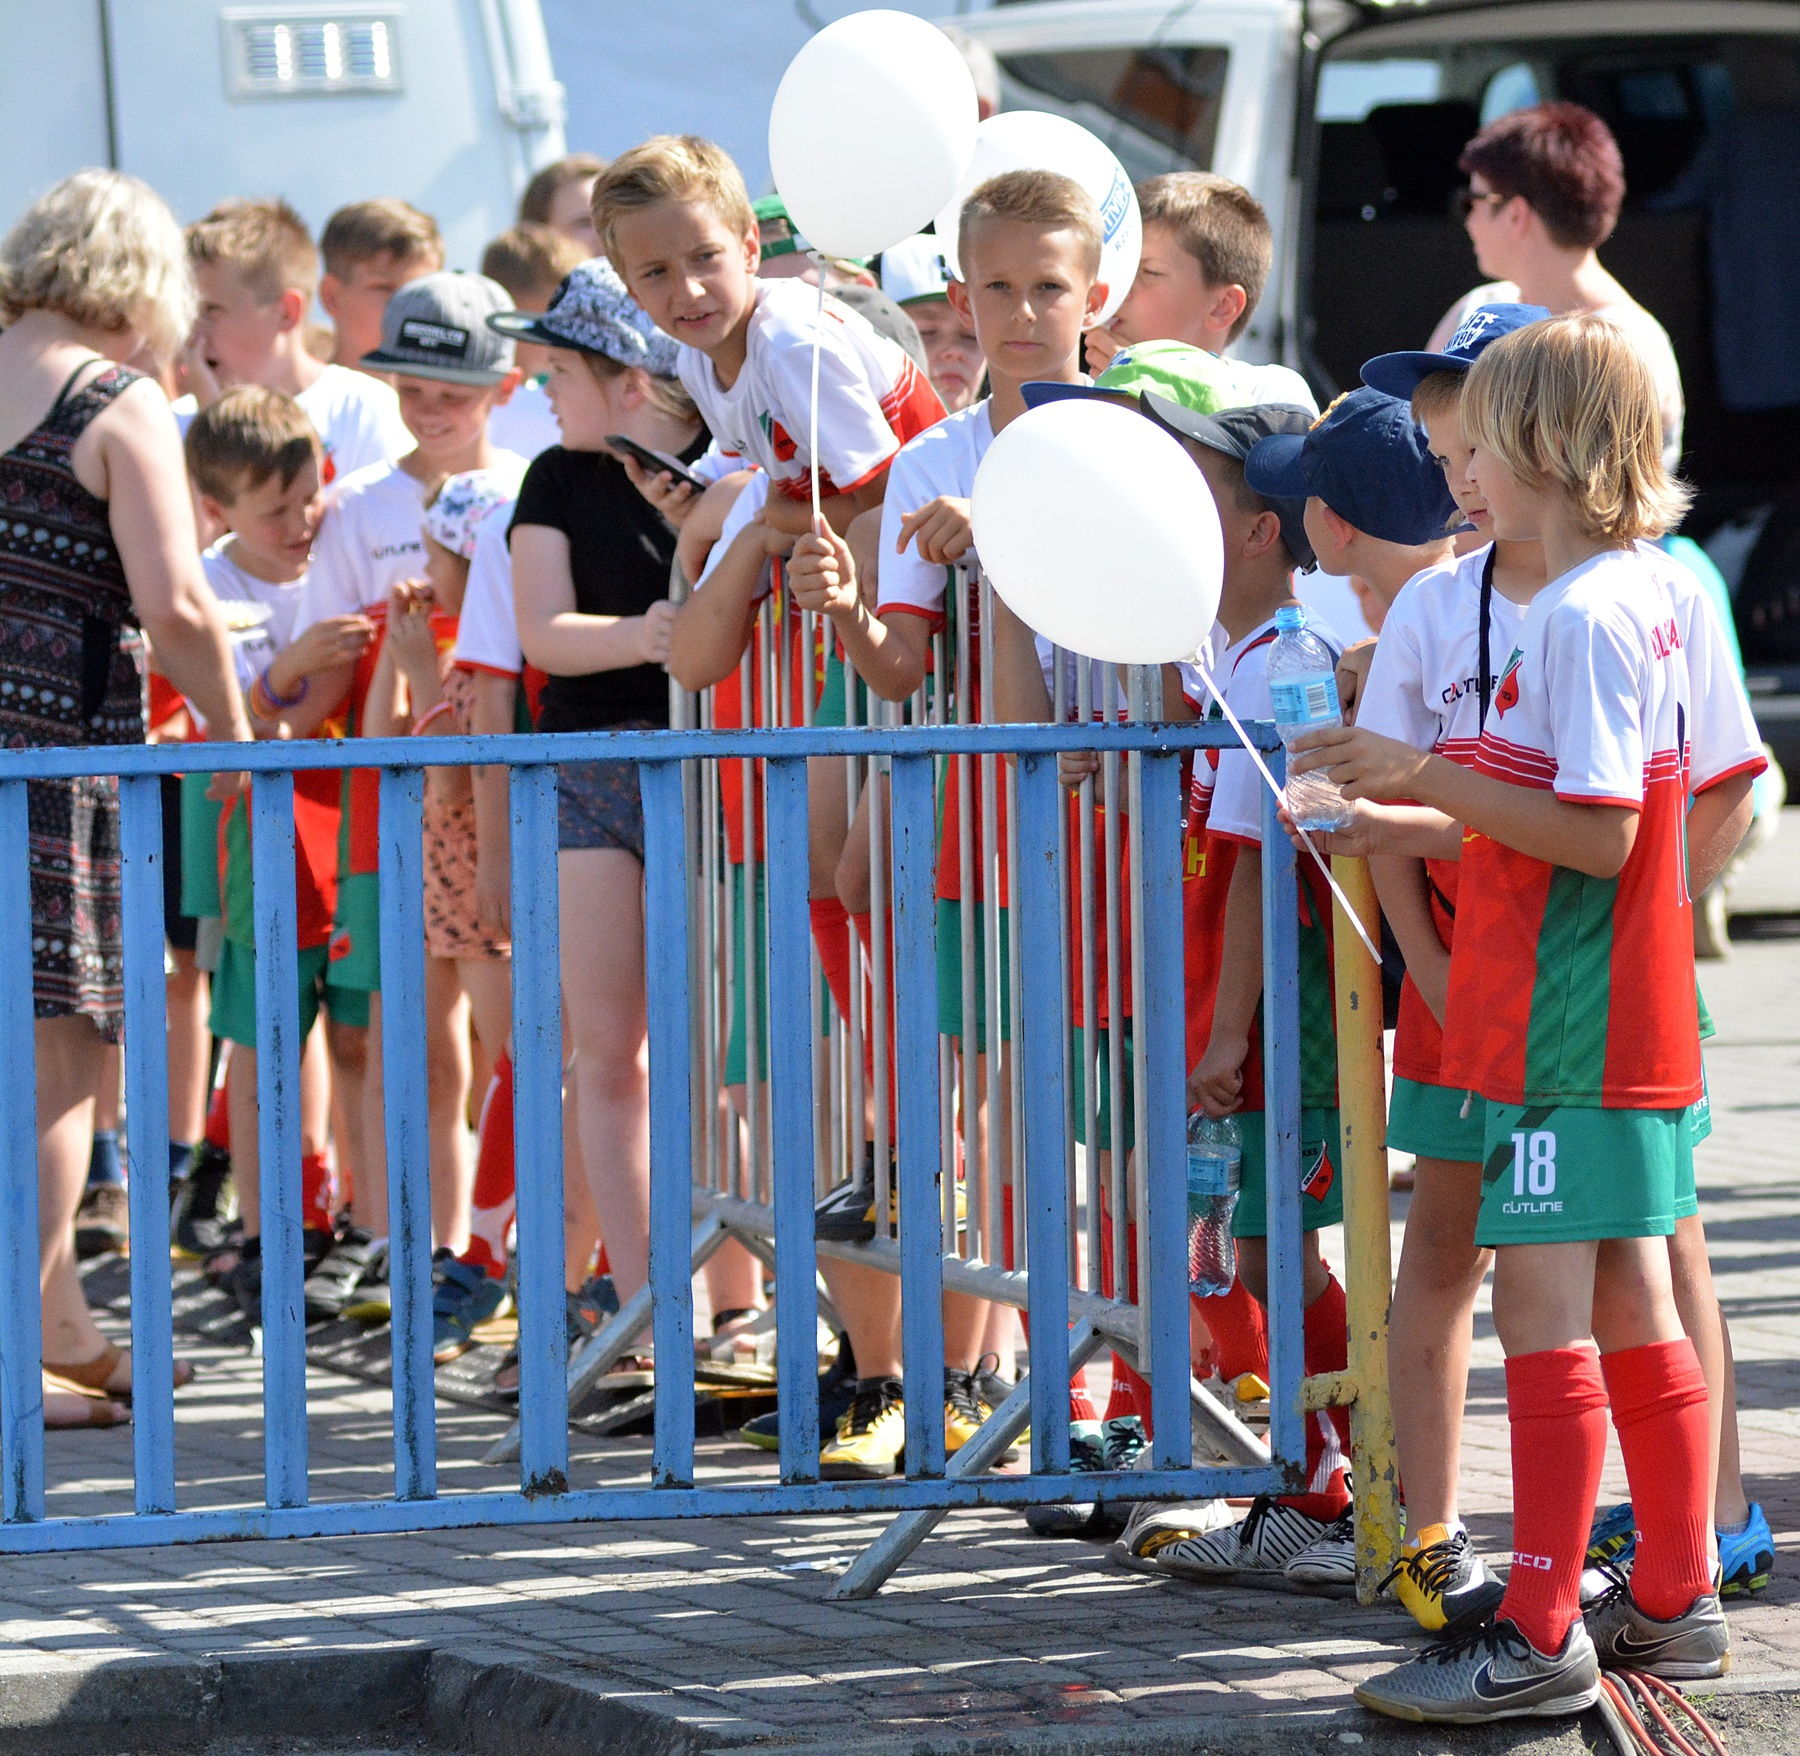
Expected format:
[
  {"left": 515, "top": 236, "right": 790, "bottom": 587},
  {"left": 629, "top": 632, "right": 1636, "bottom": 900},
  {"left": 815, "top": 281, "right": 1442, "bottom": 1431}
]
[
  {"left": 1438, "top": 670, "right": 1502, "bottom": 709},
  {"left": 1493, "top": 646, "right": 1524, "bottom": 717}
]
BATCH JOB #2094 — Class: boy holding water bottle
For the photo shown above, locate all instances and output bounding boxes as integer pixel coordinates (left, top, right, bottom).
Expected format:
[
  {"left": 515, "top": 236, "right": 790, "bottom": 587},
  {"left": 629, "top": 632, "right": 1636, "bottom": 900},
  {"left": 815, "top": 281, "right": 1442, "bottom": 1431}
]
[{"left": 1148, "top": 393, "right": 1457, "bottom": 1586}]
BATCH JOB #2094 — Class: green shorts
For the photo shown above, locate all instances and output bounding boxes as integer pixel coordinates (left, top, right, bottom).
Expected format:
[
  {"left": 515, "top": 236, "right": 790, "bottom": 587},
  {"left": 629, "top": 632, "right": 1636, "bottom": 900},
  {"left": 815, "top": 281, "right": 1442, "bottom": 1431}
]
[
  {"left": 1071, "top": 1024, "right": 1132, "bottom": 1150},
  {"left": 327, "top": 870, "right": 382, "bottom": 993},
  {"left": 209, "top": 937, "right": 367, "bottom": 1047},
  {"left": 935, "top": 898, "right": 1010, "bottom": 1047},
  {"left": 1476, "top": 1101, "right": 1689, "bottom": 1246},
  {"left": 724, "top": 863, "right": 770, "bottom": 1088},
  {"left": 1232, "top": 1107, "right": 1344, "bottom": 1238},
  {"left": 179, "top": 772, "right": 224, "bottom": 921},
  {"left": 813, "top": 646, "right": 855, "bottom": 729},
  {"left": 1388, "top": 1076, "right": 1484, "bottom": 1163}
]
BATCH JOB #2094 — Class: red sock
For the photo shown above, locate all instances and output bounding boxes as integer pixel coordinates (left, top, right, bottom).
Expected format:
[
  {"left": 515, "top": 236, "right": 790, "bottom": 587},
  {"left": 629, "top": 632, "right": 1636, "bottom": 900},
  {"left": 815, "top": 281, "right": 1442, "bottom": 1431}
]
[
  {"left": 810, "top": 897, "right": 856, "bottom": 1022},
  {"left": 1106, "top": 1354, "right": 1152, "bottom": 1428},
  {"left": 462, "top": 1050, "right": 515, "bottom": 1280},
  {"left": 1192, "top": 1277, "right": 1270, "bottom": 1384},
  {"left": 1602, "top": 1339, "right": 1714, "bottom": 1619},
  {"left": 1279, "top": 1269, "right": 1351, "bottom": 1521},
  {"left": 205, "top": 1081, "right": 231, "bottom": 1152},
  {"left": 849, "top": 909, "right": 897, "bottom": 1112},
  {"left": 1496, "top": 1347, "right": 1610, "bottom": 1653},
  {"left": 300, "top": 1151, "right": 335, "bottom": 1233}
]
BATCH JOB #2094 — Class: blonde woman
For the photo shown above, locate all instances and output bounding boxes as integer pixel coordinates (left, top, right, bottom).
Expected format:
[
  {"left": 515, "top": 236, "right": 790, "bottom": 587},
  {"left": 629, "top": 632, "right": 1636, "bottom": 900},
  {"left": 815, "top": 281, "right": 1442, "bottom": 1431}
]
[{"left": 0, "top": 169, "right": 251, "bottom": 1423}]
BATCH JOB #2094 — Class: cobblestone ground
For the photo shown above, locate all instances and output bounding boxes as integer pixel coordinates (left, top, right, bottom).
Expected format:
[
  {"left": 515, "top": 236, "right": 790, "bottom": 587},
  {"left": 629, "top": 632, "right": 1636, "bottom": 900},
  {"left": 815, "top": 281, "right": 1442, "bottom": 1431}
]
[{"left": 3, "top": 849, "right": 1797, "bottom": 1751}]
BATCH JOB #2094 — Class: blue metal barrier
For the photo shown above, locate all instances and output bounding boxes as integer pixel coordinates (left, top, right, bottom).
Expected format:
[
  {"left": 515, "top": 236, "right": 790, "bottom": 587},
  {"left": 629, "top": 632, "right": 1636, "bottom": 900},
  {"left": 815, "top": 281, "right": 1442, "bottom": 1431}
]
[{"left": 0, "top": 720, "right": 1303, "bottom": 1552}]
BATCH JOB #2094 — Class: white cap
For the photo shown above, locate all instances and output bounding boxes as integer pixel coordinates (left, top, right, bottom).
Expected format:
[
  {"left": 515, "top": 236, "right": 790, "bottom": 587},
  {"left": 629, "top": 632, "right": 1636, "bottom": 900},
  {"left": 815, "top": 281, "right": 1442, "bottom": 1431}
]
[{"left": 880, "top": 234, "right": 952, "bottom": 307}]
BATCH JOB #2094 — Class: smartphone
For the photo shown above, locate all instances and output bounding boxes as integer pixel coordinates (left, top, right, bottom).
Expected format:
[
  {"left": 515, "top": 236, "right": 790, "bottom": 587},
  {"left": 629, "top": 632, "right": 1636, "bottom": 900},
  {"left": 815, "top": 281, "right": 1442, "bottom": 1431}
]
[{"left": 607, "top": 435, "right": 709, "bottom": 494}]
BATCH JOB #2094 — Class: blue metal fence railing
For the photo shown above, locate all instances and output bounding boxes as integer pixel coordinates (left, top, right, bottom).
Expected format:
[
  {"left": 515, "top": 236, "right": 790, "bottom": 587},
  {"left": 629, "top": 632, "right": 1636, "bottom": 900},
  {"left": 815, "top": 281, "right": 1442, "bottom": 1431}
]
[{"left": 0, "top": 718, "right": 1304, "bottom": 1554}]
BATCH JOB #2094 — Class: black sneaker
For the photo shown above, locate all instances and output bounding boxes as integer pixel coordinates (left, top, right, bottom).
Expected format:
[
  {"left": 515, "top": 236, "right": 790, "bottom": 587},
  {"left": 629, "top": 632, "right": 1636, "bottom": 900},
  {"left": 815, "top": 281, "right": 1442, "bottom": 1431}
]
[
  {"left": 172, "top": 1142, "right": 237, "bottom": 1259},
  {"left": 738, "top": 1334, "right": 857, "bottom": 1452},
  {"left": 302, "top": 1226, "right": 380, "bottom": 1323},
  {"left": 814, "top": 1153, "right": 880, "bottom": 1243},
  {"left": 1024, "top": 1421, "right": 1109, "bottom": 1536},
  {"left": 225, "top": 1237, "right": 263, "bottom": 1330}
]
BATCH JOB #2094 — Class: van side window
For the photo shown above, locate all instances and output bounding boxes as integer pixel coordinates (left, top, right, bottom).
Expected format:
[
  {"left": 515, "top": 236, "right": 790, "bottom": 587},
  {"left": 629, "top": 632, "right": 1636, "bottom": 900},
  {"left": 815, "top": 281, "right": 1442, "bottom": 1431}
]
[
  {"left": 1482, "top": 63, "right": 1542, "bottom": 123},
  {"left": 997, "top": 46, "right": 1229, "bottom": 176}
]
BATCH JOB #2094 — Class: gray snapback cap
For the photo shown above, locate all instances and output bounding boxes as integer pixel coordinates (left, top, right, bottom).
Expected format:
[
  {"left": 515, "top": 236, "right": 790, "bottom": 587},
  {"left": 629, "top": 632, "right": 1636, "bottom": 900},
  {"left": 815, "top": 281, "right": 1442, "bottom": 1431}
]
[{"left": 361, "top": 271, "right": 515, "bottom": 385}]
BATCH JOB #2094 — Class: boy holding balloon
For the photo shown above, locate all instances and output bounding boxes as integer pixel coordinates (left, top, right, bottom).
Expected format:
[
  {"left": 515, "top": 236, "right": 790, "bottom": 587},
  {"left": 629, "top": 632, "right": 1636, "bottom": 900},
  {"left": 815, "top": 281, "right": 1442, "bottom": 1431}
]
[{"left": 788, "top": 167, "right": 1114, "bottom": 1475}]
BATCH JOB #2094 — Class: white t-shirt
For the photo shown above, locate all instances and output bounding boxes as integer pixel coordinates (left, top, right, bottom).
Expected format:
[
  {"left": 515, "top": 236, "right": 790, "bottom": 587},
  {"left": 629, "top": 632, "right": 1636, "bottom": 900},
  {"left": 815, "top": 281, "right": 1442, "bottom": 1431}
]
[
  {"left": 1363, "top": 540, "right": 1761, "bottom": 790},
  {"left": 1429, "top": 282, "right": 1683, "bottom": 471},
  {"left": 678, "top": 278, "right": 937, "bottom": 507},
  {"left": 293, "top": 451, "right": 528, "bottom": 634},
  {"left": 487, "top": 378, "right": 560, "bottom": 462},
  {"left": 194, "top": 544, "right": 307, "bottom": 727},
  {"left": 1207, "top": 610, "right": 1343, "bottom": 844},
  {"left": 296, "top": 364, "right": 411, "bottom": 485},
  {"left": 450, "top": 498, "right": 521, "bottom": 677},
  {"left": 875, "top": 401, "right": 992, "bottom": 625},
  {"left": 694, "top": 470, "right": 773, "bottom": 595}
]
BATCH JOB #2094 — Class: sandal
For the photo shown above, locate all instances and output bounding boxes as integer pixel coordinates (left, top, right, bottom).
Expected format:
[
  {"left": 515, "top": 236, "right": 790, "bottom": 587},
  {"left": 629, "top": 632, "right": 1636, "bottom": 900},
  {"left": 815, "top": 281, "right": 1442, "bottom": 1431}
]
[
  {"left": 43, "top": 1379, "right": 130, "bottom": 1430},
  {"left": 44, "top": 1339, "right": 194, "bottom": 1402}
]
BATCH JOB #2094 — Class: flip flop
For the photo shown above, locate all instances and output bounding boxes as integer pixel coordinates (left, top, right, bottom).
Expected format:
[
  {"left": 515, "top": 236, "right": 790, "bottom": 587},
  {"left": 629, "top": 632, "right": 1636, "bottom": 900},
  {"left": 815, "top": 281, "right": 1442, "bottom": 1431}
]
[
  {"left": 43, "top": 1339, "right": 195, "bottom": 1402},
  {"left": 43, "top": 1380, "right": 130, "bottom": 1430}
]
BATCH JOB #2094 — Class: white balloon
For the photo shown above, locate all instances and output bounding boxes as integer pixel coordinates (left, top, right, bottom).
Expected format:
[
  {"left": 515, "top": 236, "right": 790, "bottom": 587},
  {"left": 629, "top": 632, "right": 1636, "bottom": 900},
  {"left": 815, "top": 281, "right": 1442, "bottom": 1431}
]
[
  {"left": 934, "top": 111, "right": 1142, "bottom": 325},
  {"left": 769, "top": 10, "right": 980, "bottom": 262},
  {"left": 971, "top": 399, "right": 1222, "bottom": 666}
]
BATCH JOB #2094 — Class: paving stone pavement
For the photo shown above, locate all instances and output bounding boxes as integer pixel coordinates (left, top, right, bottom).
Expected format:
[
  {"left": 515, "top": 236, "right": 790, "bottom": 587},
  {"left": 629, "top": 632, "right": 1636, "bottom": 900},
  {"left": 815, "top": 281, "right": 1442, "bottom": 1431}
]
[{"left": 4, "top": 904, "right": 1798, "bottom": 1749}]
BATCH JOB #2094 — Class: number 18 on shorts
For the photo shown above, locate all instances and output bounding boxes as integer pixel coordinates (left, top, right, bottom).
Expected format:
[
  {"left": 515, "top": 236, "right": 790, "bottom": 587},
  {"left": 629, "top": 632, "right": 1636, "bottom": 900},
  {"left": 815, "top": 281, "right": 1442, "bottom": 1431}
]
[{"left": 1475, "top": 1101, "right": 1690, "bottom": 1247}]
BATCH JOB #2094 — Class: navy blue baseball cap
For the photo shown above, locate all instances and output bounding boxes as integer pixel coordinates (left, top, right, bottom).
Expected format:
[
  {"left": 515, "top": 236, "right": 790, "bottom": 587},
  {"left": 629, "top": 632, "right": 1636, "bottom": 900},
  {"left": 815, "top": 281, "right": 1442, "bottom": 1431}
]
[
  {"left": 1244, "top": 388, "right": 1459, "bottom": 546},
  {"left": 1360, "top": 301, "right": 1551, "bottom": 399}
]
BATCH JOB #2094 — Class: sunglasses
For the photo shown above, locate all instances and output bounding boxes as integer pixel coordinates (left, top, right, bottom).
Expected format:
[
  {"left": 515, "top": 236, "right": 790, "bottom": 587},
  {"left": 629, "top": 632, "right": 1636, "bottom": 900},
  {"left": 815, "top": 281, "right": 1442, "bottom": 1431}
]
[{"left": 1454, "top": 187, "right": 1513, "bottom": 220}]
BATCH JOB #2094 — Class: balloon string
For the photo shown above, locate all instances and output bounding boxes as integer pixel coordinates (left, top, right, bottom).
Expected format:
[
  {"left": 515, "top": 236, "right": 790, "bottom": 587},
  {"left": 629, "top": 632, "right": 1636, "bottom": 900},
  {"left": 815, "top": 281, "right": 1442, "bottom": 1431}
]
[
  {"left": 809, "top": 265, "right": 825, "bottom": 527},
  {"left": 1193, "top": 658, "right": 1382, "bottom": 965}
]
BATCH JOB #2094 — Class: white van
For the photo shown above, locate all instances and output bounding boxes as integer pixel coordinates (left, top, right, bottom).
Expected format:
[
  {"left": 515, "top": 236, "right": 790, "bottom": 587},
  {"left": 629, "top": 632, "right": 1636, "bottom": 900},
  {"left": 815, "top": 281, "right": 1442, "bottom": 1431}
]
[
  {"left": 0, "top": 0, "right": 565, "bottom": 272},
  {"left": 949, "top": 0, "right": 1800, "bottom": 745}
]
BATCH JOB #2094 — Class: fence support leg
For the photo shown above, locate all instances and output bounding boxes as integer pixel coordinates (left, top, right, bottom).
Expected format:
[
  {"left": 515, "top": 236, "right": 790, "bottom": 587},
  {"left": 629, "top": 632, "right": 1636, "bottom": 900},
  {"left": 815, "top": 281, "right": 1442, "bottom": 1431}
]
[
  {"left": 1332, "top": 855, "right": 1400, "bottom": 1605},
  {"left": 829, "top": 1321, "right": 1109, "bottom": 1601},
  {"left": 482, "top": 1213, "right": 731, "bottom": 1467}
]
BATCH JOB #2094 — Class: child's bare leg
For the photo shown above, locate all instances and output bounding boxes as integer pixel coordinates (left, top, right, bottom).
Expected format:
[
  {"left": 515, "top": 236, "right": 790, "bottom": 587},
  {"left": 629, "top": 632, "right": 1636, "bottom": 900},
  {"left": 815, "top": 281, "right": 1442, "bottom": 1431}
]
[
  {"left": 355, "top": 996, "right": 389, "bottom": 1239},
  {"left": 424, "top": 956, "right": 473, "bottom": 1253},
  {"left": 326, "top": 1016, "right": 368, "bottom": 1210},
  {"left": 1234, "top": 1232, "right": 1330, "bottom": 1309},
  {"left": 1667, "top": 1212, "right": 1737, "bottom": 1524},
  {"left": 166, "top": 946, "right": 209, "bottom": 1150},
  {"left": 228, "top": 1045, "right": 261, "bottom": 1236},
  {"left": 1388, "top": 1157, "right": 1491, "bottom": 1531},
  {"left": 1715, "top": 1310, "right": 1750, "bottom": 1528}
]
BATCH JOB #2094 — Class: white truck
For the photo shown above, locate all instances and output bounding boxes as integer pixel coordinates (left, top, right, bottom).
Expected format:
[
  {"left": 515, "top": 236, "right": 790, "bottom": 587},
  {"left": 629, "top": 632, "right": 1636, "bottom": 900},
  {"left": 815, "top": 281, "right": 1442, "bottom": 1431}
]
[
  {"left": 0, "top": 0, "right": 565, "bottom": 274},
  {"left": 951, "top": 0, "right": 1800, "bottom": 760}
]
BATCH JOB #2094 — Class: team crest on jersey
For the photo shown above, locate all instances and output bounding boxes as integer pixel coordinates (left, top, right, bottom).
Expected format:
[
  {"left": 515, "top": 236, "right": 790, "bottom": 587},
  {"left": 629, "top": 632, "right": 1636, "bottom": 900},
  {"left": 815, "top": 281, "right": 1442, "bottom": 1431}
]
[
  {"left": 1493, "top": 646, "right": 1524, "bottom": 717},
  {"left": 759, "top": 411, "right": 798, "bottom": 464},
  {"left": 1300, "top": 1137, "right": 1335, "bottom": 1202}
]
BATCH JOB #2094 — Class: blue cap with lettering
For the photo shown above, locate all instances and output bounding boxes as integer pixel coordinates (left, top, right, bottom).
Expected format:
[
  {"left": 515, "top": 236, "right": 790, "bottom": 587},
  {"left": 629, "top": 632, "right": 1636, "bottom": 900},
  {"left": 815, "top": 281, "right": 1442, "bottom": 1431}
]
[
  {"left": 1244, "top": 387, "right": 1458, "bottom": 546},
  {"left": 1359, "top": 301, "right": 1551, "bottom": 399}
]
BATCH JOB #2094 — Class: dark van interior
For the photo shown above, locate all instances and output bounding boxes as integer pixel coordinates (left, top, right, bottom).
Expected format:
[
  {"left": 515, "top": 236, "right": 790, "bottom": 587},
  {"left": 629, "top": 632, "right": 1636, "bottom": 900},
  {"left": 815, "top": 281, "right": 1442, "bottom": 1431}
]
[{"left": 1305, "top": 29, "right": 1800, "bottom": 666}]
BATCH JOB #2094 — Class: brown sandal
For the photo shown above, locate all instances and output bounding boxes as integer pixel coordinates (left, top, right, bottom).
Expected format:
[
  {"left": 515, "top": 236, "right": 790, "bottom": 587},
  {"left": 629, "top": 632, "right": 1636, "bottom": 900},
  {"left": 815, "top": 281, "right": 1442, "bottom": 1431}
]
[
  {"left": 42, "top": 1379, "right": 130, "bottom": 1430},
  {"left": 43, "top": 1339, "right": 194, "bottom": 1402}
]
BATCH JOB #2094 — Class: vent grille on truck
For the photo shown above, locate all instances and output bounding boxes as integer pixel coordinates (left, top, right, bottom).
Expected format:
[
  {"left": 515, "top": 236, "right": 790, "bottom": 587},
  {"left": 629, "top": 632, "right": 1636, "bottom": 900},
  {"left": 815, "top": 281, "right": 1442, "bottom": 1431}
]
[{"left": 222, "top": 8, "right": 401, "bottom": 96}]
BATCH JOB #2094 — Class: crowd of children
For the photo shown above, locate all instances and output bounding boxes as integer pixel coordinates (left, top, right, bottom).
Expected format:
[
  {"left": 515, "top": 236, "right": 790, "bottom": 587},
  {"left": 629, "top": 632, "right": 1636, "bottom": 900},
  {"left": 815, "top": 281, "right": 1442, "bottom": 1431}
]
[{"left": 2, "top": 81, "right": 1778, "bottom": 1730}]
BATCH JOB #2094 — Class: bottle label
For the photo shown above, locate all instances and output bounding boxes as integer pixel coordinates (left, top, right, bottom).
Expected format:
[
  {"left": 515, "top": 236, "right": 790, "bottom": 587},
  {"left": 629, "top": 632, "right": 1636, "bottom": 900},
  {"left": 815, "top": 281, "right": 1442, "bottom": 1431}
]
[{"left": 1269, "top": 675, "right": 1340, "bottom": 726}]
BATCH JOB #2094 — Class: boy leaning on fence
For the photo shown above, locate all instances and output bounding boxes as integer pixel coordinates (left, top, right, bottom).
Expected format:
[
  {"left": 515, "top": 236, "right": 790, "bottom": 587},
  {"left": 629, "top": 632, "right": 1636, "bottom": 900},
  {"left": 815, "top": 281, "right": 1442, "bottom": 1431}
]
[{"left": 1296, "top": 314, "right": 1739, "bottom": 1725}]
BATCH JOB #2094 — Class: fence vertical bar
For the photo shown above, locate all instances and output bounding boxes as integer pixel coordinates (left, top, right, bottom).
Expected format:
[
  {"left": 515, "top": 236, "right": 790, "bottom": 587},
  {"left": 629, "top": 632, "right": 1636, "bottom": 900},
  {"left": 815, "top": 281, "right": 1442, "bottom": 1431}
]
[
  {"left": 1015, "top": 752, "right": 1070, "bottom": 1474},
  {"left": 891, "top": 754, "right": 944, "bottom": 1478},
  {"left": 1258, "top": 758, "right": 1305, "bottom": 1484},
  {"left": 118, "top": 774, "right": 176, "bottom": 1511},
  {"left": 250, "top": 770, "right": 308, "bottom": 1508},
  {"left": 640, "top": 760, "right": 696, "bottom": 1488},
  {"left": 763, "top": 756, "right": 818, "bottom": 1483},
  {"left": 0, "top": 779, "right": 43, "bottom": 1522},
  {"left": 509, "top": 762, "right": 567, "bottom": 1495},
  {"left": 1135, "top": 752, "right": 1191, "bottom": 1467},
  {"left": 377, "top": 766, "right": 436, "bottom": 1500}
]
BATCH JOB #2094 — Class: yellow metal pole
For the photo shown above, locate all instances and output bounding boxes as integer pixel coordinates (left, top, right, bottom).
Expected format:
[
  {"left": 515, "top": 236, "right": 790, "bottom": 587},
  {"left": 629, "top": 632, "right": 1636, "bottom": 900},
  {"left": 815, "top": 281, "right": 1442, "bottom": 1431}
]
[{"left": 1331, "top": 854, "right": 1400, "bottom": 1605}]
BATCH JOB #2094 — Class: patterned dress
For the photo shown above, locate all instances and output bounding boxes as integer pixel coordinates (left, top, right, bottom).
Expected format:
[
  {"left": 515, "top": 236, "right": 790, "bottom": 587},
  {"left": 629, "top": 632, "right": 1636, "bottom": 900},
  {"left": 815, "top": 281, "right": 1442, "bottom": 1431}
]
[{"left": 0, "top": 362, "right": 149, "bottom": 1042}]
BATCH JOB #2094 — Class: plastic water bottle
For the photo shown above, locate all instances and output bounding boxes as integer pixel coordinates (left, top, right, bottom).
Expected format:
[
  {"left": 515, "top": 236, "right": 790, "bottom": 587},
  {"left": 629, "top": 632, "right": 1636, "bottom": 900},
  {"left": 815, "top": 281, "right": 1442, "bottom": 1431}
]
[
  {"left": 1267, "top": 604, "right": 1351, "bottom": 831},
  {"left": 1186, "top": 1112, "right": 1241, "bottom": 1297}
]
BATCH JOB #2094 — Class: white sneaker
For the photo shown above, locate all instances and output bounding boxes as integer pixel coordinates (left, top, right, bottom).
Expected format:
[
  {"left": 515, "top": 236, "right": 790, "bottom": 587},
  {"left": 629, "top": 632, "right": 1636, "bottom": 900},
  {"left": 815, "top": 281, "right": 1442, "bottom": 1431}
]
[
  {"left": 1114, "top": 1496, "right": 1235, "bottom": 1562},
  {"left": 1286, "top": 1506, "right": 1357, "bottom": 1585},
  {"left": 1150, "top": 1495, "right": 1335, "bottom": 1579}
]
